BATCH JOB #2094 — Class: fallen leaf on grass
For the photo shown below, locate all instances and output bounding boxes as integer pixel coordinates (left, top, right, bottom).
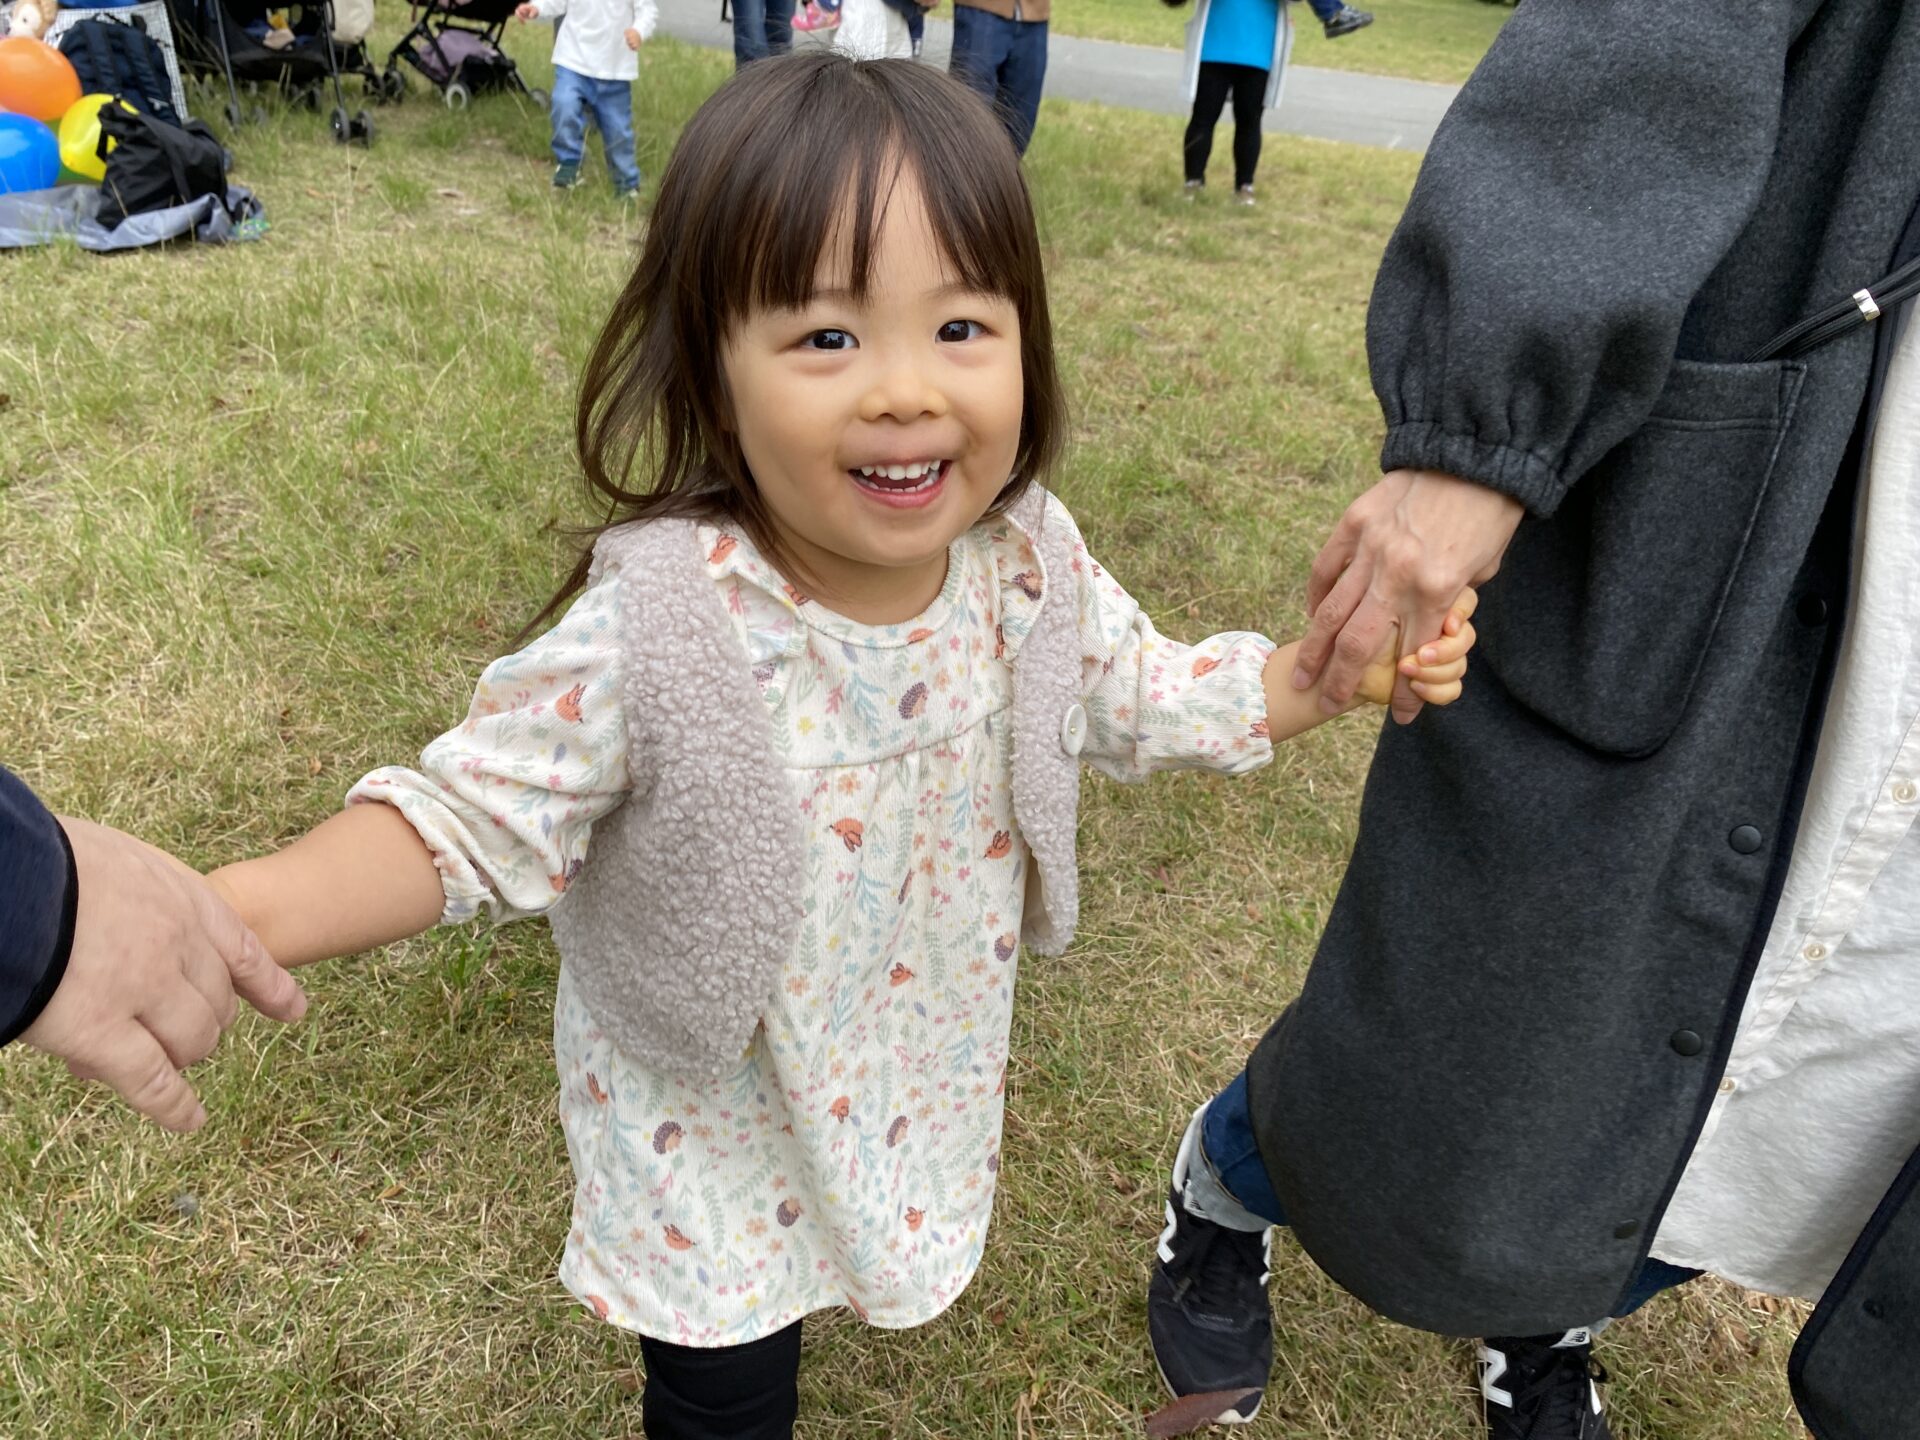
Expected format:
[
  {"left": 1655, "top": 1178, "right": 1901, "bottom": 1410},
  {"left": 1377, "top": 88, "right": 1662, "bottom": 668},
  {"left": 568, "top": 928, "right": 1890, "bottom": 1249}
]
[
  {"left": 1143, "top": 1390, "right": 1264, "bottom": 1438},
  {"left": 437, "top": 187, "right": 466, "bottom": 199},
  {"left": 377, "top": 1181, "right": 405, "bottom": 1200}
]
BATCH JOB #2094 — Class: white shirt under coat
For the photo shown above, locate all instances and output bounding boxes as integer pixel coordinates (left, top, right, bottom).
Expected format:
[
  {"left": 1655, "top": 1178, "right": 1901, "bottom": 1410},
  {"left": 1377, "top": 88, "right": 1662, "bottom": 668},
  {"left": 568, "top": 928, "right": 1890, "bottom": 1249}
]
[
  {"left": 1651, "top": 317, "right": 1920, "bottom": 1300},
  {"left": 524, "top": 0, "right": 656, "bottom": 82}
]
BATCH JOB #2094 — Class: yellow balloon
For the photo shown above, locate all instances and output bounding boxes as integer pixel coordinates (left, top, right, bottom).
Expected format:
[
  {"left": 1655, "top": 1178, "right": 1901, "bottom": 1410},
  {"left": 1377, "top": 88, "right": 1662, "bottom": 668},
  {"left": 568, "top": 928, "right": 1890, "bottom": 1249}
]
[{"left": 56, "top": 93, "right": 131, "bottom": 184}]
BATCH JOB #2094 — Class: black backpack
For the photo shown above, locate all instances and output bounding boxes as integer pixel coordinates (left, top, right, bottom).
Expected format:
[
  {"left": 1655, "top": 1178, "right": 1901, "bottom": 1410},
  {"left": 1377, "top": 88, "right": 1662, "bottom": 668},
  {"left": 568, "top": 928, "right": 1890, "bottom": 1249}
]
[
  {"left": 97, "top": 106, "right": 230, "bottom": 227},
  {"left": 57, "top": 18, "right": 183, "bottom": 127}
]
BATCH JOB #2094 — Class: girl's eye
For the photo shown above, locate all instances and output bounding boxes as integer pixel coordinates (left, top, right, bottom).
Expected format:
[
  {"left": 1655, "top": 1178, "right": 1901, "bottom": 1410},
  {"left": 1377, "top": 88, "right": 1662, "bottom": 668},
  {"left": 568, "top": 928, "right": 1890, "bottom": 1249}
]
[
  {"left": 803, "top": 329, "right": 857, "bottom": 352},
  {"left": 937, "top": 319, "right": 986, "bottom": 343}
]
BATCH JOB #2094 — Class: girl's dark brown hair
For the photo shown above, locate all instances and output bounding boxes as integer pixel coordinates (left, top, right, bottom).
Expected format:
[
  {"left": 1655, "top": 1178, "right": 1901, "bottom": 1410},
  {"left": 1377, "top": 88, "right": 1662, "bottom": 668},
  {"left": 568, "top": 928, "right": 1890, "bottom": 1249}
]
[{"left": 524, "top": 51, "right": 1067, "bottom": 638}]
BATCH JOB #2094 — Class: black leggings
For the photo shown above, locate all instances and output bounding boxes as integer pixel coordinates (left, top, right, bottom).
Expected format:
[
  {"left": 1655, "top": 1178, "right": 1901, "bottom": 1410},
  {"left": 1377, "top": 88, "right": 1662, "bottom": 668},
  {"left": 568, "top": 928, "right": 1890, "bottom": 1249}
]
[
  {"left": 639, "top": 1321, "right": 803, "bottom": 1439},
  {"left": 1184, "top": 61, "right": 1267, "bottom": 189}
]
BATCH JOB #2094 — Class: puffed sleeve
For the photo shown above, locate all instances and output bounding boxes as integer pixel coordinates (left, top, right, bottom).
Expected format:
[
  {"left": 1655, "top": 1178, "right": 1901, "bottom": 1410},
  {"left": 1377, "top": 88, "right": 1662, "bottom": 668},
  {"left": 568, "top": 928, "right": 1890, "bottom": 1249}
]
[
  {"left": 1368, "top": 0, "right": 1795, "bottom": 514},
  {"left": 347, "top": 569, "right": 632, "bottom": 924},
  {"left": 1045, "top": 497, "right": 1275, "bottom": 783}
]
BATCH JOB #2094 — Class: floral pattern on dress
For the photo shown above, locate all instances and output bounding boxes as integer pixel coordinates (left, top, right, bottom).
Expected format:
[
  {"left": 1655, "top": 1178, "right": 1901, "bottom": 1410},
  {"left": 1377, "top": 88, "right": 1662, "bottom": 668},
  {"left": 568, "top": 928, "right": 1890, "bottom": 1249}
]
[{"left": 348, "top": 491, "right": 1276, "bottom": 1345}]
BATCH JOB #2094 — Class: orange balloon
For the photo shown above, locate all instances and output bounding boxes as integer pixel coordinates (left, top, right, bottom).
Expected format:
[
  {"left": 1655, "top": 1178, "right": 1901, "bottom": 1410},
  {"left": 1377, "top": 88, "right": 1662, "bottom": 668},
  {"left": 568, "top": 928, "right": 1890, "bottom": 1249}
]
[{"left": 0, "top": 37, "right": 82, "bottom": 125}]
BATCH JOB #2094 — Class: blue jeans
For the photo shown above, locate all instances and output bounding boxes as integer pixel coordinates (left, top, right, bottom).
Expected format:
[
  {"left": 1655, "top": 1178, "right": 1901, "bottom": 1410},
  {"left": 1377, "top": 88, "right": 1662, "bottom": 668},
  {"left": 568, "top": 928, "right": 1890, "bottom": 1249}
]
[
  {"left": 550, "top": 66, "right": 639, "bottom": 190},
  {"left": 1305, "top": 0, "right": 1344, "bottom": 20},
  {"left": 948, "top": 6, "right": 1047, "bottom": 155},
  {"left": 1199, "top": 1069, "right": 1702, "bottom": 1322},
  {"left": 730, "top": 0, "right": 793, "bottom": 67}
]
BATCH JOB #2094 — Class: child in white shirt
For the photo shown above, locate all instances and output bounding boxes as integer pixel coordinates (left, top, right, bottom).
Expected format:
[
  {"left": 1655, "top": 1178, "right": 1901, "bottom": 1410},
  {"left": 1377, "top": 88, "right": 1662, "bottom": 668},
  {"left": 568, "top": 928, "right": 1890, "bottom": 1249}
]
[{"left": 515, "top": 0, "right": 657, "bottom": 197}]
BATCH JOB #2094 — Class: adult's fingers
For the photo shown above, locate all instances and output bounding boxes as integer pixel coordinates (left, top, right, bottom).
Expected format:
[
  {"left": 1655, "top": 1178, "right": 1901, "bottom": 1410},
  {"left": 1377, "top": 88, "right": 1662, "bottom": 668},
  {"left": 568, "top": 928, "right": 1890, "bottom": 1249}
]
[
  {"left": 1295, "top": 558, "right": 1374, "bottom": 692},
  {"left": 179, "top": 934, "right": 241, "bottom": 1031},
  {"left": 1305, "top": 512, "right": 1361, "bottom": 618},
  {"left": 1317, "top": 590, "right": 1401, "bottom": 710},
  {"left": 189, "top": 875, "right": 308, "bottom": 1024},
  {"left": 69, "top": 1022, "right": 208, "bottom": 1133},
  {"left": 138, "top": 983, "right": 225, "bottom": 1071}
]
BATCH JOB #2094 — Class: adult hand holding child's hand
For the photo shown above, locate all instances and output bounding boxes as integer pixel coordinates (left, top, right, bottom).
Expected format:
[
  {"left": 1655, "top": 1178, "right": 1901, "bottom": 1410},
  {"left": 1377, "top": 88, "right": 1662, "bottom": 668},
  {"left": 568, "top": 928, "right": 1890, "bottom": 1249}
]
[
  {"left": 513, "top": 4, "right": 538, "bottom": 19},
  {"left": 625, "top": 26, "right": 641, "bottom": 47},
  {"left": 1294, "top": 468, "right": 1520, "bottom": 726}
]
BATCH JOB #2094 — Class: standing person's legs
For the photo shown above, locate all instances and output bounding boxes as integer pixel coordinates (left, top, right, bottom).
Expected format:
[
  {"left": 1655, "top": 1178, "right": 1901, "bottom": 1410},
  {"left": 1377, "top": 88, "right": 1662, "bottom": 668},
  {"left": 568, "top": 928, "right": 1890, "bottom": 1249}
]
[
  {"left": 1182, "top": 62, "right": 1233, "bottom": 185},
  {"left": 906, "top": 2, "right": 923, "bottom": 55},
  {"left": 1153, "top": 1068, "right": 1703, "bottom": 1435},
  {"left": 763, "top": 0, "right": 795, "bottom": 58},
  {"left": 996, "top": 18, "right": 1047, "bottom": 155},
  {"left": 731, "top": 0, "right": 791, "bottom": 66},
  {"left": 639, "top": 1320, "right": 804, "bottom": 1440},
  {"left": 1227, "top": 64, "right": 1266, "bottom": 191},
  {"left": 548, "top": 64, "right": 591, "bottom": 179},
  {"left": 588, "top": 77, "right": 641, "bottom": 193},
  {"left": 948, "top": 6, "right": 1010, "bottom": 112}
]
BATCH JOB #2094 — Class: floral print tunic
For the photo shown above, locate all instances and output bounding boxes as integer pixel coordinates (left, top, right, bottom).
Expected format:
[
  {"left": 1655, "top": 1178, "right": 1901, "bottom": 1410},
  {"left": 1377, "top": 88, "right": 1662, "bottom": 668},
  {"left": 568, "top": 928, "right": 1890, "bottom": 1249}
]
[{"left": 350, "top": 492, "right": 1275, "bottom": 1345}]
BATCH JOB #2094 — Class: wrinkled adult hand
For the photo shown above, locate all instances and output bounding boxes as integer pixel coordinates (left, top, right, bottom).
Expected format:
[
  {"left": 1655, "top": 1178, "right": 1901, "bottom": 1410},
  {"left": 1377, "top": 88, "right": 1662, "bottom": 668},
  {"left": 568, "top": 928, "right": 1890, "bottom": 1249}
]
[
  {"left": 18, "top": 817, "right": 307, "bottom": 1132},
  {"left": 1294, "top": 468, "right": 1524, "bottom": 725}
]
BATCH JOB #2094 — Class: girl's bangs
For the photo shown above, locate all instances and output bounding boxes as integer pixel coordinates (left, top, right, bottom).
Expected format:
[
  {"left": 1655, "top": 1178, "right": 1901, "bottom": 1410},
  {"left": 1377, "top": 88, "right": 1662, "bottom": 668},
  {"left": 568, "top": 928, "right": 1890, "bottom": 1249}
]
[{"left": 708, "top": 65, "right": 1030, "bottom": 323}]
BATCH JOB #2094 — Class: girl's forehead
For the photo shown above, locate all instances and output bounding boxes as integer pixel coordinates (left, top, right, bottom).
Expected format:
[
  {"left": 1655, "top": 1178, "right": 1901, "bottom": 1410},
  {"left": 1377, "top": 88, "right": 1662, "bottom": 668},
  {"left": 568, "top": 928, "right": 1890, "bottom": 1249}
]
[{"left": 807, "top": 187, "right": 964, "bottom": 298}]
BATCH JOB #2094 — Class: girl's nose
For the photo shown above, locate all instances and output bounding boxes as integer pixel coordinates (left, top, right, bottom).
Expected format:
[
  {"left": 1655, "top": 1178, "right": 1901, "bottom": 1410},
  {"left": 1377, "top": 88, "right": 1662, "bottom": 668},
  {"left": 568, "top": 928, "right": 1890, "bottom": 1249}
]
[{"left": 858, "top": 360, "right": 951, "bottom": 424}]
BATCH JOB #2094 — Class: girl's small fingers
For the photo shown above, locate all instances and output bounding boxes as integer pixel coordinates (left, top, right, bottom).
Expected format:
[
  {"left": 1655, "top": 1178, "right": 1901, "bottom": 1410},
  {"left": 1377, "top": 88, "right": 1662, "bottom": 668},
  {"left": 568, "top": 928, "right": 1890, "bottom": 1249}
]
[
  {"left": 1413, "top": 656, "right": 1468, "bottom": 685},
  {"left": 1409, "top": 678, "right": 1463, "bottom": 705}
]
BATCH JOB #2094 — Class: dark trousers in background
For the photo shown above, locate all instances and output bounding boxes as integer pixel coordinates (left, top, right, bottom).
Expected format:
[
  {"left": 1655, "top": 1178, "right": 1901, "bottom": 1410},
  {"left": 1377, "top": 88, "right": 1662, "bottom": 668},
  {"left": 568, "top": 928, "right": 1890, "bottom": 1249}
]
[
  {"left": 948, "top": 5, "right": 1048, "bottom": 155},
  {"left": 639, "top": 1321, "right": 803, "bottom": 1439},
  {"left": 730, "top": 0, "right": 794, "bottom": 68},
  {"left": 1184, "top": 61, "right": 1266, "bottom": 189},
  {"left": 1201, "top": 1070, "right": 1702, "bottom": 1320}
]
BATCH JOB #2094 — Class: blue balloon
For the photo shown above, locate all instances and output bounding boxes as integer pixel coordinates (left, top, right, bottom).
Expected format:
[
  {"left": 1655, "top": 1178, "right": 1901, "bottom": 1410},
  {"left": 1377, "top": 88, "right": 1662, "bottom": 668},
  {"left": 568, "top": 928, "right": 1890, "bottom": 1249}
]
[{"left": 0, "top": 111, "right": 60, "bottom": 196}]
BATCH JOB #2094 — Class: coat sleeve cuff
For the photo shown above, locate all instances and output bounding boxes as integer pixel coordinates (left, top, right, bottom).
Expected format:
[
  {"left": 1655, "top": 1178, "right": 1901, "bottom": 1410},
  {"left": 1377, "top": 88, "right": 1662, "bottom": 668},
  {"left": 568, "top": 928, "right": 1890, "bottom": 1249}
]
[
  {"left": 1379, "top": 421, "right": 1571, "bottom": 517},
  {"left": 0, "top": 821, "right": 78, "bottom": 1048}
]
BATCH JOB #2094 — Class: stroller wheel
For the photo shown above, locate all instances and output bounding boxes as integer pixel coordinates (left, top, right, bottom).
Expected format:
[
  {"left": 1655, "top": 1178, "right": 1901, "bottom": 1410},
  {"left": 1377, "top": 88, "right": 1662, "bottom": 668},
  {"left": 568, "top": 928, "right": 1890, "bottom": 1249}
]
[
  {"left": 300, "top": 85, "right": 322, "bottom": 112},
  {"left": 354, "top": 109, "right": 376, "bottom": 146},
  {"left": 528, "top": 86, "right": 550, "bottom": 113},
  {"left": 225, "top": 99, "right": 244, "bottom": 130},
  {"left": 330, "top": 105, "right": 351, "bottom": 144},
  {"left": 251, "top": 104, "right": 271, "bottom": 127},
  {"left": 381, "top": 69, "right": 407, "bottom": 103},
  {"left": 443, "top": 80, "right": 472, "bottom": 110}
]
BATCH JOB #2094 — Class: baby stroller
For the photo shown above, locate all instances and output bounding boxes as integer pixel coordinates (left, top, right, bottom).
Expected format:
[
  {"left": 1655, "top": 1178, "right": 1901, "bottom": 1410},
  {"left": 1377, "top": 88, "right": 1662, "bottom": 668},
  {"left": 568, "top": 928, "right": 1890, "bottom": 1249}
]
[
  {"left": 164, "top": 0, "right": 377, "bottom": 141},
  {"left": 385, "top": 0, "right": 547, "bottom": 110}
]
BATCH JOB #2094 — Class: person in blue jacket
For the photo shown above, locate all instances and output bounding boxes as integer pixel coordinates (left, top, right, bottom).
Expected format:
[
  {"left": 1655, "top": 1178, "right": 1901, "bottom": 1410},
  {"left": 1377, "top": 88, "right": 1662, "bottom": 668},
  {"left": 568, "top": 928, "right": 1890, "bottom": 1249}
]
[{"left": 1, "top": 765, "right": 306, "bottom": 1131}]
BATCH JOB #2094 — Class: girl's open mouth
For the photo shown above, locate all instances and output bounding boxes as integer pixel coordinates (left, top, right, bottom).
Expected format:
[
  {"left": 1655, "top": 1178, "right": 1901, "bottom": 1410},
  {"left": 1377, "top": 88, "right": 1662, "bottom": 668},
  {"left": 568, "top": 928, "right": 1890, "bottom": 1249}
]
[{"left": 849, "top": 459, "right": 950, "bottom": 509}]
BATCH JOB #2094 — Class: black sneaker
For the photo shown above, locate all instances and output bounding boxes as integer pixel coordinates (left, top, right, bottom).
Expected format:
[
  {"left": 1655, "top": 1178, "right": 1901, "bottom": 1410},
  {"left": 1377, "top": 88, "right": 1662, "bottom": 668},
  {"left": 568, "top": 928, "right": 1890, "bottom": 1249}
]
[
  {"left": 1478, "top": 1330, "right": 1614, "bottom": 1440},
  {"left": 1145, "top": 1128, "right": 1273, "bottom": 1428},
  {"left": 1322, "top": 5, "right": 1373, "bottom": 38}
]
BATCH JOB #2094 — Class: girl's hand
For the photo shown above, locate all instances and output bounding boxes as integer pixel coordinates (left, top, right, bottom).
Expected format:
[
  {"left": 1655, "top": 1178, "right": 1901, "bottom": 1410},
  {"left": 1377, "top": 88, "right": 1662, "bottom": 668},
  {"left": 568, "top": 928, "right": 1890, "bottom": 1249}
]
[
  {"left": 513, "top": 3, "right": 538, "bottom": 19},
  {"left": 625, "top": 25, "right": 641, "bottom": 46},
  {"left": 1395, "top": 587, "right": 1478, "bottom": 706}
]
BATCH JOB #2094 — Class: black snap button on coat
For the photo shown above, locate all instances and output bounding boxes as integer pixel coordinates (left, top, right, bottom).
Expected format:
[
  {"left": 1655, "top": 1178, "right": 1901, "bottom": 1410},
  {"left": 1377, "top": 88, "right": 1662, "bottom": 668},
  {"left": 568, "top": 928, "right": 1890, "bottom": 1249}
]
[
  {"left": 1670, "top": 1029, "right": 1705, "bottom": 1057},
  {"left": 1729, "top": 825, "right": 1764, "bottom": 854}
]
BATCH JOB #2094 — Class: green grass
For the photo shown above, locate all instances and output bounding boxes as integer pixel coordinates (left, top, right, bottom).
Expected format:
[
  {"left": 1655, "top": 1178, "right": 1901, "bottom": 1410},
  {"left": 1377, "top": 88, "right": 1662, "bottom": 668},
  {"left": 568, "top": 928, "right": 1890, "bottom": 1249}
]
[
  {"left": 0, "top": 36, "right": 1804, "bottom": 1440},
  {"left": 1049, "top": 0, "right": 1512, "bottom": 85}
]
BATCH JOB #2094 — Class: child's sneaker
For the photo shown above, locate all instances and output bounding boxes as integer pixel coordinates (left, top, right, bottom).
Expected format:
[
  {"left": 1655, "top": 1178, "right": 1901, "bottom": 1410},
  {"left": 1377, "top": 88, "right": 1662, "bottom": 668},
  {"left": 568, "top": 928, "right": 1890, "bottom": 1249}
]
[
  {"left": 1233, "top": 184, "right": 1256, "bottom": 206},
  {"left": 1478, "top": 1330, "right": 1614, "bottom": 1440},
  {"left": 1322, "top": 4, "right": 1373, "bottom": 37},
  {"left": 792, "top": 1, "right": 838, "bottom": 30},
  {"left": 614, "top": 182, "right": 641, "bottom": 201},
  {"left": 552, "top": 162, "right": 583, "bottom": 189},
  {"left": 1182, "top": 178, "right": 1204, "bottom": 201},
  {"left": 1145, "top": 1126, "right": 1273, "bottom": 1428}
]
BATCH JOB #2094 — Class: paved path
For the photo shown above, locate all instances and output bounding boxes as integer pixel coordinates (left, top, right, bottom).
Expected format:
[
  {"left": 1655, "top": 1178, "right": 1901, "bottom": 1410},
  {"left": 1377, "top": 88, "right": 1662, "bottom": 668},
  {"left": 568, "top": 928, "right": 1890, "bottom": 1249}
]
[{"left": 655, "top": 0, "right": 1458, "bottom": 151}]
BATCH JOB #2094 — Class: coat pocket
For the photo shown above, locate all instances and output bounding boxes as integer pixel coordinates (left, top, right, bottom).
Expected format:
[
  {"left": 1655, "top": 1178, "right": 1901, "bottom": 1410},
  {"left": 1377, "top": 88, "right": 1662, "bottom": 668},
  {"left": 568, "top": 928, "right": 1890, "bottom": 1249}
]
[{"left": 1473, "top": 357, "right": 1807, "bottom": 757}]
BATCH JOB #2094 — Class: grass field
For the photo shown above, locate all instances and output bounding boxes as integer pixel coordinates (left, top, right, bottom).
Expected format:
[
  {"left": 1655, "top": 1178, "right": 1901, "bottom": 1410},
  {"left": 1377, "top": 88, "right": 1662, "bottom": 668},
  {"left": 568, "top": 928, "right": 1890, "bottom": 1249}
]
[
  {"left": 0, "top": 36, "right": 1807, "bottom": 1440},
  {"left": 1049, "top": 0, "right": 1512, "bottom": 85}
]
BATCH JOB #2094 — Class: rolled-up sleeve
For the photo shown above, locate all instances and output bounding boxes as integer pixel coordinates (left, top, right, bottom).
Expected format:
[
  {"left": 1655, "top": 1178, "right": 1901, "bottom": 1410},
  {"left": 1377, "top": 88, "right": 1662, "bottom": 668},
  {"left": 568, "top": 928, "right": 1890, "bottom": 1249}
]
[{"left": 348, "top": 573, "right": 632, "bottom": 925}]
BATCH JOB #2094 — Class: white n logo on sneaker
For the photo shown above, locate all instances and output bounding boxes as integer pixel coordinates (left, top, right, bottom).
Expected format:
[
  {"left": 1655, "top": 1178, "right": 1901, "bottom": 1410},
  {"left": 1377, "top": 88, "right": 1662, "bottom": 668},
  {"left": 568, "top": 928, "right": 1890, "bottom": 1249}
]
[{"left": 1476, "top": 1345, "right": 1513, "bottom": 1411}]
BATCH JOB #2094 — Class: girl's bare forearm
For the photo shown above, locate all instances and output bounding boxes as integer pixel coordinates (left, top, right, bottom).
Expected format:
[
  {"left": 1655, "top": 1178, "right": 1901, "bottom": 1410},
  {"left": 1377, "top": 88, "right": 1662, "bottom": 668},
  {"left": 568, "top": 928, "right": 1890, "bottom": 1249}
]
[{"left": 208, "top": 803, "right": 447, "bottom": 968}]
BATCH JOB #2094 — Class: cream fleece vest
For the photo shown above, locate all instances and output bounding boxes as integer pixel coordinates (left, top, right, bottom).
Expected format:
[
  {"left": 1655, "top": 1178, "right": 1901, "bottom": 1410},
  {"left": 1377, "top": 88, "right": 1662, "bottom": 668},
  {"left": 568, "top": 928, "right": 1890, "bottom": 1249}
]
[{"left": 549, "top": 485, "right": 1083, "bottom": 1081}]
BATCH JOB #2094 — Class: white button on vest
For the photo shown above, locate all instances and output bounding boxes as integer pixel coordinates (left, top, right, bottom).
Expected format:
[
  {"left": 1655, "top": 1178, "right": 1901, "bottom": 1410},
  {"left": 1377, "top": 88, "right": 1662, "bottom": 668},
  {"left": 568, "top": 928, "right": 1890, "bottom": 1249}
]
[{"left": 1060, "top": 703, "right": 1088, "bottom": 757}]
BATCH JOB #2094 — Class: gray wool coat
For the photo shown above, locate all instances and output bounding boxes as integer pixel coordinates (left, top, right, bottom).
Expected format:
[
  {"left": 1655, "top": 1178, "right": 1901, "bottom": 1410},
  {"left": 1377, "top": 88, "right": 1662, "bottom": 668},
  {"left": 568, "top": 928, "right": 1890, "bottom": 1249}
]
[
  {"left": 548, "top": 484, "right": 1086, "bottom": 1082},
  {"left": 1239, "top": 3, "right": 1920, "bottom": 1435}
]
